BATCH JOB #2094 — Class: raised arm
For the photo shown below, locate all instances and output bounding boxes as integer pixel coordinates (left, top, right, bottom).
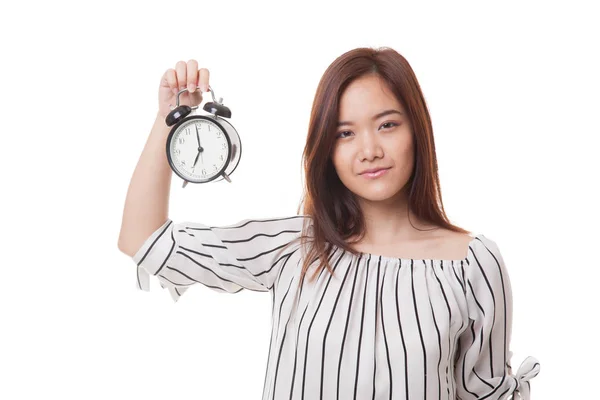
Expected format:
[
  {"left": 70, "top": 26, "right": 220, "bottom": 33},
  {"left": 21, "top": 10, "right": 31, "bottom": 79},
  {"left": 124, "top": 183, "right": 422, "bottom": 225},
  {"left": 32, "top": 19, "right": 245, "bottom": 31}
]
[
  {"left": 118, "top": 59, "right": 208, "bottom": 255},
  {"left": 117, "top": 112, "right": 172, "bottom": 256}
]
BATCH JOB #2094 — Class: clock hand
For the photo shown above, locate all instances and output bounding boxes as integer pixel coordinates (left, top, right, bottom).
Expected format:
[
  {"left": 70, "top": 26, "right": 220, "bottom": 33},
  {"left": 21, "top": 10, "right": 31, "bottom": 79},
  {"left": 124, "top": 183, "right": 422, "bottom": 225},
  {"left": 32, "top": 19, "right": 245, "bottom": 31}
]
[
  {"left": 195, "top": 124, "right": 204, "bottom": 166},
  {"left": 193, "top": 151, "right": 200, "bottom": 168}
]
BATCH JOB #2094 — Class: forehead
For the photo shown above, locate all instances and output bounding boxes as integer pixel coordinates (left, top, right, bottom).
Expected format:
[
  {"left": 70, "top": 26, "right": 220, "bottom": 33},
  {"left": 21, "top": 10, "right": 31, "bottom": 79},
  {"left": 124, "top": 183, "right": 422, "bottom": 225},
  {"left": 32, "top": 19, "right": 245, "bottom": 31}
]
[{"left": 338, "top": 75, "right": 403, "bottom": 116}]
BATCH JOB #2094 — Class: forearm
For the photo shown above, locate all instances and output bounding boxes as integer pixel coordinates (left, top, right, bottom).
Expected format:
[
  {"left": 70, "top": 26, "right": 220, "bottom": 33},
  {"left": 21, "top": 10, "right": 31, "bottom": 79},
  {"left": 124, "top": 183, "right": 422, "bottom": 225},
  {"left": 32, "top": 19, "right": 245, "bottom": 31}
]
[{"left": 117, "top": 112, "right": 173, "bottom": 256}]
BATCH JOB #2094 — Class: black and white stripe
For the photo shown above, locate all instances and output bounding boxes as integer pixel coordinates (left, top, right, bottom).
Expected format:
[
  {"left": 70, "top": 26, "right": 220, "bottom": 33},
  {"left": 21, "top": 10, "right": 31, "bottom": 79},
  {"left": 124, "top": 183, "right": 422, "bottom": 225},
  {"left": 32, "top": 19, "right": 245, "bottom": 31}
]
[
  {"left": 129, "top": 216, "right": 540, "bottom": 399},
  {"left": 132, "top": 215, "right": 308, "bottom": 302}
]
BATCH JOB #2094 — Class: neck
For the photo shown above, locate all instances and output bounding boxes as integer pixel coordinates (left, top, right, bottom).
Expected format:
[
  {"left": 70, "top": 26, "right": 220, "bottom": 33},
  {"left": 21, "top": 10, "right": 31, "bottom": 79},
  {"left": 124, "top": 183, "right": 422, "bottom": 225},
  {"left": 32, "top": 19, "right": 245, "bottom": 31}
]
[{"left": 351, "top": 191, "right": 437, "bottom": 245}]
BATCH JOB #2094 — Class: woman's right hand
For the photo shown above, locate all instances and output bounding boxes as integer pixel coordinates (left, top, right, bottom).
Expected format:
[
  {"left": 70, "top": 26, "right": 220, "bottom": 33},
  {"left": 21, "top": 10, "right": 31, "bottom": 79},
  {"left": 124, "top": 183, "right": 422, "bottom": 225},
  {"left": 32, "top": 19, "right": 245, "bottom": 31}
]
[{"left": 158, "top": 59, "right": 210, "bottom": 120}]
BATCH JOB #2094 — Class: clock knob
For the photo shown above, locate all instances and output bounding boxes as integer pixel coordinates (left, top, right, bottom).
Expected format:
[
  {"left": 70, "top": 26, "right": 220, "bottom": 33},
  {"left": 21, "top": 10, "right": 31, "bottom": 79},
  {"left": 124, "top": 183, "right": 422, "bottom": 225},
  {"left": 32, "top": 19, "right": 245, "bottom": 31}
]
[
  {"left": 165, "top": 105, "right": 192, "bottom": 126},
  {"left": 203, "top": 101, "right": 232, "bottom": 118}
]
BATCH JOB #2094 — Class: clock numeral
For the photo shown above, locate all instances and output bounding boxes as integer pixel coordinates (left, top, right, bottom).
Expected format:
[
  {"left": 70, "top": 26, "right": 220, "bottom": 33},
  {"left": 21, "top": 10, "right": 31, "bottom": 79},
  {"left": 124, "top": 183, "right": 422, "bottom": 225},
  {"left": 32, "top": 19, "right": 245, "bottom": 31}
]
[
  {"left": 178, "top": 137, "right": 185, "bottom": 144},
  {"left": 219, "top": 154, "right": 224, "bottom": 161},
  {"left": 175, "top": 149, "right": 181, "bottom": 155},
  {"left": 201, "top": 169, "right": 207, "bottom": 176},
  {"left": 213, "top": 164, "right": 217, "bottom": 171},
  {"left": 181, "top": 159, "right": 186, "bottom": 166},
  {"left": 216, "top": 131, "right": 221, "bottom": 138},
  {"left": 185, "top": 128, "right": 190, "bottom": 135},
  {"left": 221, "top": 143, "right": 227, "bottom": 149}
]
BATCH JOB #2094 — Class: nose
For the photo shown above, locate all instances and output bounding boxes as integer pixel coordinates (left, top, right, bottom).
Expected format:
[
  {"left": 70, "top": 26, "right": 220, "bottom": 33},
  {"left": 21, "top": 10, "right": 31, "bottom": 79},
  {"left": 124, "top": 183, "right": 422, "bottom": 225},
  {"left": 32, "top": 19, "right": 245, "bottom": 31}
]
[{"left": 358, "top": 130, "right": 383, "bottom": 160}]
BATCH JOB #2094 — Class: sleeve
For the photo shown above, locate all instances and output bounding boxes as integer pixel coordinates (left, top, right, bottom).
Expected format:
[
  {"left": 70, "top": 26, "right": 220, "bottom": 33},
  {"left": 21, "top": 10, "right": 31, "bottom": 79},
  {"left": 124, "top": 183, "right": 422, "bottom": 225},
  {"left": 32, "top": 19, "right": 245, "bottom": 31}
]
[
  {"left": 454, "top": 235, "right": 540, "bottom": 400},
  {"left": 131, "top": 215, "right": 308, "bottom": 302}
]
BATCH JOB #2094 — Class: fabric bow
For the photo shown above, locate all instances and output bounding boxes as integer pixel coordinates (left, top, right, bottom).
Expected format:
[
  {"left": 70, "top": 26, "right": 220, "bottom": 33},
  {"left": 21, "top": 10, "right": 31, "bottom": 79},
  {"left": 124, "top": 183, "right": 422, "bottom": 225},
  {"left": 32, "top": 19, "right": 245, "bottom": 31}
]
[{"left": 507, "top": 354, "right": 541, "bottom": 400}]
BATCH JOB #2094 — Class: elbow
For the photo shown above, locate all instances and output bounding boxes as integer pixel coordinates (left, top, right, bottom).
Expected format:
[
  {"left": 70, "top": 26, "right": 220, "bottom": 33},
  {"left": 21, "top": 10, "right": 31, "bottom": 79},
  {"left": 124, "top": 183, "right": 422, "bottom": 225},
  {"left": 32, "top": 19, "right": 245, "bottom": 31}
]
[
  {"left": 117, "top": 236, "right": 135, "bottom": 257},
  {"left": 117, "top": 242, "right": 129, "bottom": 256},
  {"left": 117, "top": 233, "right": 126, "bottom": 252}
]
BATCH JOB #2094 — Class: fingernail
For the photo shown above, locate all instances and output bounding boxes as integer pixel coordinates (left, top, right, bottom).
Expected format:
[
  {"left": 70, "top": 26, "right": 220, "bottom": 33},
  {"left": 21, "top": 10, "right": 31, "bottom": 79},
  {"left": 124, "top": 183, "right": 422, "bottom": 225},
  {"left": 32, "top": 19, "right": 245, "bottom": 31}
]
[
  {"left": 188, "top": 83, "right": 196, "bottom": 93},
  {"left": 201, "top": 83, "right": 208, "bottom": 92}
]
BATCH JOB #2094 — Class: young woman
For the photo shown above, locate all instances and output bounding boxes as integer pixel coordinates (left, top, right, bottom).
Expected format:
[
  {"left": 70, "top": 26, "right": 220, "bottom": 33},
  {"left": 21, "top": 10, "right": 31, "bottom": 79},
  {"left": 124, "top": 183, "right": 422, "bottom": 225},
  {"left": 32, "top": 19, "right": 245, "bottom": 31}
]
[{"left": 118, "top": 47, "right": 540, "bottom": 400}]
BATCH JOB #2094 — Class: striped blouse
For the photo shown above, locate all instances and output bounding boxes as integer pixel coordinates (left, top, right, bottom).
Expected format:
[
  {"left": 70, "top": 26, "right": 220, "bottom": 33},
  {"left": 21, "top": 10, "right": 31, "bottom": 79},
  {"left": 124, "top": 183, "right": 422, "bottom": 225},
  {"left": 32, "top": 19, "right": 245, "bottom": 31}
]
[{"left": 132, "top": 215, "right": 540, "bottom": 400}]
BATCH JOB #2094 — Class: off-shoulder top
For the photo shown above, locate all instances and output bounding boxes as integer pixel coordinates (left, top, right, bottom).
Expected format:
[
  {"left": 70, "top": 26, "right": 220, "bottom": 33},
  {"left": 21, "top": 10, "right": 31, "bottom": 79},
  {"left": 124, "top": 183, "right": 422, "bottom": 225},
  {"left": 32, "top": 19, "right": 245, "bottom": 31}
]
[{"left": 131, "top": 215, "right": 540, "bottom": 400}]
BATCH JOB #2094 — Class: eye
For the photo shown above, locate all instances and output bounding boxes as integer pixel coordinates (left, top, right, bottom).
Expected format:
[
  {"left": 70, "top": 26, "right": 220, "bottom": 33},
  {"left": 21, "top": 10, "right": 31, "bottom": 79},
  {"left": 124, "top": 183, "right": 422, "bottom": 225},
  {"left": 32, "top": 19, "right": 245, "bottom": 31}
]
[
  {"left": 381, "top": 122, "right": 399, "bottom": 129},
  {"left": 336, "top": 131, "right": 352, "bottom": 139},
  {"left": 335, "top": 122, "right": 399, "bottom": 139}
]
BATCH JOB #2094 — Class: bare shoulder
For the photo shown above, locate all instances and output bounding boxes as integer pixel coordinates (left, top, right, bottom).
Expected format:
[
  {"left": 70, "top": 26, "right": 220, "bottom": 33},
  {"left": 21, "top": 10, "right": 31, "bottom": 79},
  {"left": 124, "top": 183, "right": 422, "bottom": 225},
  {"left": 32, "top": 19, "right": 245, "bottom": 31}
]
[
  {"left": 432, "top": 228, "right": 474, "bottom": 246},
  {"left": 424, "top": 228, "right": 476, "bottom": 259}
]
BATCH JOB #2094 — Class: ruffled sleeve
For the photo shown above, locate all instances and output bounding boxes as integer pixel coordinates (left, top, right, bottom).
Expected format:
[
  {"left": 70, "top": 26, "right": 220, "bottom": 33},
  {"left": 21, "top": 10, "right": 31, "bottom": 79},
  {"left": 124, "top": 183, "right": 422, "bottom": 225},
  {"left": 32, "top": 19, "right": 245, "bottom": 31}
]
[
  {"left": 454, "top": 235, "right": 540, "bottom": 400},
  {"left": 131, "top": 215, "right": 309, "bottom": 302}
]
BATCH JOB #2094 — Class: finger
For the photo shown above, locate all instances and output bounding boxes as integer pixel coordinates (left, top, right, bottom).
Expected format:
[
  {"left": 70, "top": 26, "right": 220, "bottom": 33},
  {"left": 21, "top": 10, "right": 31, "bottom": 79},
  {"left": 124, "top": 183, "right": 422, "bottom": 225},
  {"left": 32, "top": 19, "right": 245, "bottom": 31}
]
[
  {"left": 175, "top": 61, "right": 187, "bottom": 93},
  {"left": 165, "top": 69, "right": 178, "bottom": 94},
  {"left": 199, "top": 68, "right": 210, "bottom": 92},
  {"left": 187, "top": 59, "right": 199, "bottom": 93}
]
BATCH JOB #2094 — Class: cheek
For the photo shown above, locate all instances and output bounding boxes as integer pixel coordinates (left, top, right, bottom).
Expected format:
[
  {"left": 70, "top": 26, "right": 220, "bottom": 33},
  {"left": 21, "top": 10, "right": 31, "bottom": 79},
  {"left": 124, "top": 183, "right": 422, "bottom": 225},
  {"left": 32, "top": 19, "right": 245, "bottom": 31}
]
[
  {"left": 331, "top": 152, "right": 352, "bottom": 178},
  {"left": 330, "top": 149, "right": 342, "bottom": 169}
]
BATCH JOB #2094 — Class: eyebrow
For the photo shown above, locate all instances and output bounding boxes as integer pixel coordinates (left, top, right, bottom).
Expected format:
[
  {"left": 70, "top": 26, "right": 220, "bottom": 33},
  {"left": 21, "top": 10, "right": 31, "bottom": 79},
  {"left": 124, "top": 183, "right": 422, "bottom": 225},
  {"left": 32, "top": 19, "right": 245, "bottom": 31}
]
[{"left": 337, "top": 109, "right": 403, "bottom": 127}]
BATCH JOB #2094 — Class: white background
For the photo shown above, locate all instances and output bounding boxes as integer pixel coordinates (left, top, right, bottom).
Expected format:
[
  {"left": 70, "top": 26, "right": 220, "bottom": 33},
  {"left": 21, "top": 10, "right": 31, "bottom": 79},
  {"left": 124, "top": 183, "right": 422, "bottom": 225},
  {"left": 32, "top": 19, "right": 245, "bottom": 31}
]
[{"left": 1, "top": 0, "right": 597, "bottom": 398}]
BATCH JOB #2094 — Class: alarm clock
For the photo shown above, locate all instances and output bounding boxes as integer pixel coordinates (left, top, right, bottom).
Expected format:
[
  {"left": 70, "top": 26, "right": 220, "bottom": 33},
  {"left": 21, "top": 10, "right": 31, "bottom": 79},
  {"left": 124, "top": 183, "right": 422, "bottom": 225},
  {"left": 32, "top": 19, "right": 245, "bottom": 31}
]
[{"left": 165, "top": 85, "right": 242, "bottom": 188}]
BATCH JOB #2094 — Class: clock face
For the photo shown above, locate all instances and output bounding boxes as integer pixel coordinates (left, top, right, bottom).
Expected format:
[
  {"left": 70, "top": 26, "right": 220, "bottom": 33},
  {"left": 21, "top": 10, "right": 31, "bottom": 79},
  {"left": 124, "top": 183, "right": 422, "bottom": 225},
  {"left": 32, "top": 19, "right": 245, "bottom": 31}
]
[{"left": 168, "top": 118, "right": 230, "bottom": 182}]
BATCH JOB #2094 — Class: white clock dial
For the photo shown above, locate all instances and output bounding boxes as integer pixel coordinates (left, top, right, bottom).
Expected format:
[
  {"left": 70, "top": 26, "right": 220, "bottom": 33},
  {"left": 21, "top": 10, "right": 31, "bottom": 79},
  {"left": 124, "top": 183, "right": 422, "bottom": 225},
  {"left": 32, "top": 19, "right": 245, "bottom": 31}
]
[{"left": 169, "top": 118, "right": 229, "bottom": 181}]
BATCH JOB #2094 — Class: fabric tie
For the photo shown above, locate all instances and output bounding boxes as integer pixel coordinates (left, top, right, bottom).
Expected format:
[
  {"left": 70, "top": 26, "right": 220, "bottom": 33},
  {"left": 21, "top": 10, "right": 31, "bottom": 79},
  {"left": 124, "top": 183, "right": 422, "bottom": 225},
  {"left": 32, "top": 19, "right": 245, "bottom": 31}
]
[{"left": 509, "top": 354, "right": 541, "bottom": 400}]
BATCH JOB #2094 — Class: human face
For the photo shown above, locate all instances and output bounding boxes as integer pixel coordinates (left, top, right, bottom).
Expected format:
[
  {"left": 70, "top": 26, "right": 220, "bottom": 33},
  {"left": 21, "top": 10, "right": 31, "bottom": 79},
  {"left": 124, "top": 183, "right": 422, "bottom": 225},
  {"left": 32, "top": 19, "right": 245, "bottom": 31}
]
[{"left": 331, "top": 74, "right": 414, "bottom": 206}]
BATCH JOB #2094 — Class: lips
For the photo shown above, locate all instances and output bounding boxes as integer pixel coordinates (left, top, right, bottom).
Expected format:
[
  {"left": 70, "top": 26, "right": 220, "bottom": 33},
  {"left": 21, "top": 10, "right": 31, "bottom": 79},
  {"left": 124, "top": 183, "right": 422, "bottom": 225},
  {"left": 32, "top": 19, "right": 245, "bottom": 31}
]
[
  {"left": 360, "top": 167, "right": 390, "bottom": 179},
  {"left": 360, "top": 167, "right": 390, "bottom": 175}
]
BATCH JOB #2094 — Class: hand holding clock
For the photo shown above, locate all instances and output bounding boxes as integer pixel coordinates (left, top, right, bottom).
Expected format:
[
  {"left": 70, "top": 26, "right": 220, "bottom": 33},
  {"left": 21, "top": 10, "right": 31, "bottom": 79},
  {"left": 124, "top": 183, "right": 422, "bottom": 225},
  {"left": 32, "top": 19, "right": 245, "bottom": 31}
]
[{"left": 158, "top": 59, "right": 210, "bottom": 120}]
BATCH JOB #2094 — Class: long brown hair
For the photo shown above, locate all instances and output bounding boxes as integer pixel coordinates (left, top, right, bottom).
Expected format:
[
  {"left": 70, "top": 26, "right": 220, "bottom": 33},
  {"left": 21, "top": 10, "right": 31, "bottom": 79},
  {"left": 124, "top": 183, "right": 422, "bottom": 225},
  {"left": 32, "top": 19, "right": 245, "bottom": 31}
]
[{"left": 291, "top": 46, "right": 471, "bottom": 289}]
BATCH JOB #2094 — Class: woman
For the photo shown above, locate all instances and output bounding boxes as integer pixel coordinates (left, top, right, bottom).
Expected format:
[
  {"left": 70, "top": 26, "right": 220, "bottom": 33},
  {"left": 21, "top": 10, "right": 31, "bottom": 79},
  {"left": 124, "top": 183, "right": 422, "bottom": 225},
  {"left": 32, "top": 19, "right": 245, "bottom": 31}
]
[{"left": 118, "top": 47, "right": 540, "bottom": 400}]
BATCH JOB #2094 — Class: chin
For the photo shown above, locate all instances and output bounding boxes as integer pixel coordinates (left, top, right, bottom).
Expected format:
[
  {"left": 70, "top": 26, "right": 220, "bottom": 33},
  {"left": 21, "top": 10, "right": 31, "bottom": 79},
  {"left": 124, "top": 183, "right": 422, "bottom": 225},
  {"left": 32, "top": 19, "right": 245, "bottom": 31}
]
[{"left": 351, "top": 186, "right": 402, "bottom": 203}]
